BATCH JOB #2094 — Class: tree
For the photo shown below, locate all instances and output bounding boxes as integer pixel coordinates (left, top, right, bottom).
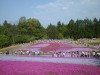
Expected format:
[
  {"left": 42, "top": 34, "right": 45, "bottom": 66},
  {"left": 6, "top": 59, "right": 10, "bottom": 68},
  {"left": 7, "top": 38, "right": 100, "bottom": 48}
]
[
  {"left": 14, "top": 35, "right": 30, "bottom": 43},
  {"left": 66, "top": 19, "right": 75, "bottom": 38},
  {"left": 18, "top": 17, "right": 46, "bottom": 39},
  {"left": 57, "top": 21, "right": 66, "bottom": 38},
  {"left": 0, "top": 35, "right": 9, "bottom": 48},
  {"left": 47, "top": 24, "right": 63, "bottom": 39},
  {"left": 93, "top": 18, "right": 100, "bottom": 37}
]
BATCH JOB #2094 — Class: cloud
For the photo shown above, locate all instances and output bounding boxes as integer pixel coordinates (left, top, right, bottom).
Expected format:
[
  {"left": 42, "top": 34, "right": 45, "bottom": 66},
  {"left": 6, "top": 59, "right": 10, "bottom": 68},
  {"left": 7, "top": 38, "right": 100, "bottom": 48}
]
[
  {"left": 36, "top": 0, "right": 74, "bottom": 10},
  {"left": 34, "top": 0, "right": 100, "bottom": 27},
  {"left": 81, "top": 0, "right": 100, "bottom": 5},
  {"left": 36, "top": 0, "right": 100, "bottom": 10},
  {"left": 36, "top": 2, "right": 61, "bottom": 9}
]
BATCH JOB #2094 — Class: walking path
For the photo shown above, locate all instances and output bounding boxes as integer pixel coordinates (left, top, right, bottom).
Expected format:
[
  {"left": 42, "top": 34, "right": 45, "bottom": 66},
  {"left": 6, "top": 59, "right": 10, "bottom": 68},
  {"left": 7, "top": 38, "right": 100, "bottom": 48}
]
[{"left": 0, "top": 55, "right": 100, "bottom": 66}]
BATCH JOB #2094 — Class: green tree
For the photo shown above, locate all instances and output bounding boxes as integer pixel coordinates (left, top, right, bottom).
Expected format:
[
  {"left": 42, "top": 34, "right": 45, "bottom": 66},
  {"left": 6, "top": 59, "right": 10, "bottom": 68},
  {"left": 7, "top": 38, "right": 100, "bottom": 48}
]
[
  {"left": 47, "top": 24, "right": 63, "bottom": 39},
  {"left": 18, "top": 17, "right": 46, "bottom": 39},
  {"left": 0, "top": 35, "right": 9, "bottom": 48},
  {"left": 57, "top": 21, "right": 66, "bottom": 38}
]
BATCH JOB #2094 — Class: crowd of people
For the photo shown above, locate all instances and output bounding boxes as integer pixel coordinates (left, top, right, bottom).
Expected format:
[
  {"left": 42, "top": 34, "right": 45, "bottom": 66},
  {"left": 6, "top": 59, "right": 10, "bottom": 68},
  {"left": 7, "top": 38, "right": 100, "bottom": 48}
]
[
  {"left": 52, "top": 51, "right": 100, "bottom": 58},
  {"left": 4, "top": 50, "right": 100, "bottom": 58}
]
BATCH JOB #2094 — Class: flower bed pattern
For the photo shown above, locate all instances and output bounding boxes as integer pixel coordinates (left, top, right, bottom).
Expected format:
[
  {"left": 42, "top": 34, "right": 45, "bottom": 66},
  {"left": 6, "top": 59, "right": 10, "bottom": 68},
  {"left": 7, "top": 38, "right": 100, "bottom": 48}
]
[
  {"left": 20, "top": 42, "right": 94, "bottom": 52},
  {"left": 0, "top": 60, "right": 100, "bottom": 75}
]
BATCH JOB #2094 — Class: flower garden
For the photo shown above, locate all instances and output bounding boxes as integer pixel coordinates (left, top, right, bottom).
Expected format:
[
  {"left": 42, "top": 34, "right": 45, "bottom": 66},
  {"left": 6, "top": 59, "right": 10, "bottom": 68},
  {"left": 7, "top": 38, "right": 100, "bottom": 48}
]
[
  {"left": 22, "top": 42, "right": 93, "bottom": 52},
  {"left": 0, "top": 40, "right": 100, "bottom": 75},
  {"left": 0, "top": 61, "right": 100, "bottom": 75}
]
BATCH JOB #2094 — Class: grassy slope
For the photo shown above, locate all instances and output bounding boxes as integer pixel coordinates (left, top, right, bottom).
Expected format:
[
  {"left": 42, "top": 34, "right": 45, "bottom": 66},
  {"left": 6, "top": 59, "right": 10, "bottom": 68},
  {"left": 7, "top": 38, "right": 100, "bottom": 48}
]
[{"left": 0, "top": 44, "right": 21, "bottom": 53}]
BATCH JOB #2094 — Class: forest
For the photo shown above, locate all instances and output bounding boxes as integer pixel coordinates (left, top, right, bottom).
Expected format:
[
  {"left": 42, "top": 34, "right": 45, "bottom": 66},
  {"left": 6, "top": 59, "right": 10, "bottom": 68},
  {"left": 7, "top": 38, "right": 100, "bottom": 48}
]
[{"left": 0, "top": 16, "right": 100, "bottom": 48}]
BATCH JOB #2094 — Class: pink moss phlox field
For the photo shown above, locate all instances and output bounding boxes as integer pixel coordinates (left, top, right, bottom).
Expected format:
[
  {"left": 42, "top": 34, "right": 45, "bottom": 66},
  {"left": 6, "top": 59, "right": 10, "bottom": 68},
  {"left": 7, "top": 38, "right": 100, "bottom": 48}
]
[
  {"left": 40, "top": 43, "right": 74, "bottom": 51},
  {"left": 22, "top": 42, "right": 93, "bottom": 52},
  {"left": 68, "top": 43, "right": 85, "bottom": 47},
  {"left": 23, "top": 43, "right": 50, "bottom": 51},
  {"left": 30, "top": 43, "right": 50, "bottom": 47},
  {"left": 0, "top": 61, "right": 100, "bottom": 75},
  {"left": 40, "top": 43, "right": 60, "bottom": 51},
  {"left": 40, "top": 43, "right": 93, "bottom": 51},
  {"left": 94, "top": 46, "right": 100, "bottom": 49},
  {"left": 22, "top": 48, "right": 40, "bottom": 51},
  {"left": 70, "top": 47, "right": 93, "bottom": 51}
]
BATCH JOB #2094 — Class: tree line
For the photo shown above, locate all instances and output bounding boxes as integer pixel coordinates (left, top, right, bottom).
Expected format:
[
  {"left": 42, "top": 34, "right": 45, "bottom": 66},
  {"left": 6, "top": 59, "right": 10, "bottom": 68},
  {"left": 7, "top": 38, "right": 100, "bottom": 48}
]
[
  {"left": 0, "top": 16, "right": 100, "bottom": 48},
  {"left": 47, "top": 18, "right": 100, "bottom": 39}
]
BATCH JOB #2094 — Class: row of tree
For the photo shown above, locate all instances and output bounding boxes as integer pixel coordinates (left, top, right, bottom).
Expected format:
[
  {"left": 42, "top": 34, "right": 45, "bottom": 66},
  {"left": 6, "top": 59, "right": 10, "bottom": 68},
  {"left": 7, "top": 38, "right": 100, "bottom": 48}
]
[
  {"left": 0, "top": 17, "right": 100, "bottom": 48},
  {"left": 47, "top": 18, "right": 100, "bottom": 39}
]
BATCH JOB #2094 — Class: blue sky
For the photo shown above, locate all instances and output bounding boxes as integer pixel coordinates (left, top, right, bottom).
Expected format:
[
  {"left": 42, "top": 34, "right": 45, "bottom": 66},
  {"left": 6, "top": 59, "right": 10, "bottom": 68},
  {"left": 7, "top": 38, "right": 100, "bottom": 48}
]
[{"left": 0, "top": 0, "right": 100, "bottom": 27}]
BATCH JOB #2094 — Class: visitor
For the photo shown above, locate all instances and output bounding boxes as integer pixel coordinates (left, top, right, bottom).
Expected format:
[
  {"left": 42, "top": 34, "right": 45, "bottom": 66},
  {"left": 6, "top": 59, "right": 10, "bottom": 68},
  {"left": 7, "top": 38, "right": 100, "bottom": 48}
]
[
  {"left": 58, "top": 51, "right": 61, "bottom": 57},
  {"left": 70, "top": 51, "right": 73, "bottom": 57},
  {"left": 97, "top": 51, "right": 100, "bottom": 58},
  {"left": 85, "top": 51, "right": 88, "bottom": 57},
  {"left": 6, "top": 51, "right": 9, "bottom": 55},
  {"left": 80, "top": 51, "right": 85, "bottom": 57},
  {"left": 92, "top": 51, "right": 96, "bottom": 58},
  {"left": 76, "top": 51, "right": 79, "bottom": 57},
  {"left": 54, "top": 52, "right": 57, "bottom": 57},
  {"left": 62, "top": 52, "right": 66, "bottom": 57}
]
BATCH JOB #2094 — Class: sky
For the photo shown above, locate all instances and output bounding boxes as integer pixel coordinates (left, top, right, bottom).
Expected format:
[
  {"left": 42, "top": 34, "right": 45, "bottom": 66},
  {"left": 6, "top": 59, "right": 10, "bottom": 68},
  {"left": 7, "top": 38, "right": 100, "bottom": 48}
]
[{"left": 0, "top": 0, "right": 100, "bottom": 28}]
